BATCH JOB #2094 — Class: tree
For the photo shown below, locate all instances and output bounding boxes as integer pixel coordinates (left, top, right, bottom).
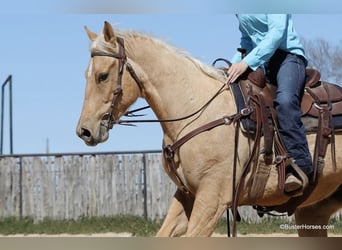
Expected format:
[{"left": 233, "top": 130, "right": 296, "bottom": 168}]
[{"left": 302, "top": 38, "right": 342, "bottom": 86}]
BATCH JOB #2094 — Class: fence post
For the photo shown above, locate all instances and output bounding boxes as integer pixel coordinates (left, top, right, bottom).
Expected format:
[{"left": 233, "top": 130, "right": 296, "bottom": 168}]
[
  {"left": 1, "top": 75, "right": 13, "bottom": 155},
  {"left": 18, "top": 156, "right": 23, "bottom": 219},
  {"left": 142, "top": 153, "right": 148, "bottom": 219}
]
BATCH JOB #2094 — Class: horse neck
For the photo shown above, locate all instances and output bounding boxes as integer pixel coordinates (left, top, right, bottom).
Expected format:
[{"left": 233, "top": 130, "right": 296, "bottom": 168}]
[{"left": 124, "top": 33, "right": 229, "bottom": 136}]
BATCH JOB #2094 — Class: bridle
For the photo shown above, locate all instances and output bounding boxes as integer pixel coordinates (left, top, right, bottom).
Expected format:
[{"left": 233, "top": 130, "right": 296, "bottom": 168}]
[
  {"left": 91, "top": 37, "right": 144, "bottom": 129},
  {"left": 90, "top": 36, "right": 229, "bottom": 129}
]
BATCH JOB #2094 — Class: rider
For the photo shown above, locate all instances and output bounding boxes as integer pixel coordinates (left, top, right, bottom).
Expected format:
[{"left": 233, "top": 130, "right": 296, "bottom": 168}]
[{"left": 226, "top": 14, "right": 313, "bottom": 194}]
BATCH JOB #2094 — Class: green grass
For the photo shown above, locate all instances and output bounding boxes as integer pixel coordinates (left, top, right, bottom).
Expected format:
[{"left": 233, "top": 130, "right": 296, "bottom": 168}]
[
  {"left": 0, "top": 216, "right": 341, "bottom": 236},
  {"left": 0, "top": 216, "right": 161, "bottom": 237}
]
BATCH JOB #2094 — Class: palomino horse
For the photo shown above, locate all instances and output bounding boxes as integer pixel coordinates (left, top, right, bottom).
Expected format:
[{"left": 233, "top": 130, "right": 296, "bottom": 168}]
[{"left": 76, "top": 21, "right": 342, "bottom": 236}]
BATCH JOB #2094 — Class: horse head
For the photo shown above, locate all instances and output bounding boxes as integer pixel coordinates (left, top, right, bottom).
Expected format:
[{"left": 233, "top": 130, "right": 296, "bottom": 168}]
[{"left": 76, "top": 21, "right": 142, "bottom": 146}]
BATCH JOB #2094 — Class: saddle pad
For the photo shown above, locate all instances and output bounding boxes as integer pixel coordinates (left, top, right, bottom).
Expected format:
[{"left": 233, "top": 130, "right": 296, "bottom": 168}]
[
  {"left": 230, "top": 82, "right": 256, "bottom": 132},
  {"left": 302, "top": 114, "right": 342, "bottom": 133}
]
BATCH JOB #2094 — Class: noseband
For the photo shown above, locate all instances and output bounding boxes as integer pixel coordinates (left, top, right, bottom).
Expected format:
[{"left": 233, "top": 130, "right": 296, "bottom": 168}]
[{"left": 91, "top": 37, "right": 143, "bottom": 129}]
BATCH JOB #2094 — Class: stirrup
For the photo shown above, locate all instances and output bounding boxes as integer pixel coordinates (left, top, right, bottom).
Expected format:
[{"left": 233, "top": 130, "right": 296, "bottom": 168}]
[{"left": 284, "top": 158, "right": 309, "bottom": 197}]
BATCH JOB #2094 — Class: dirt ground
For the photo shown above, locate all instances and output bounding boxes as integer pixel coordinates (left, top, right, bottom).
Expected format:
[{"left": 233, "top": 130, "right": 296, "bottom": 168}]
[
  {"left": 0, "top": 233, "right": 323, "bottom": 237},
  {"left": 1, "top": 232, "right": 341, "bottom": 237}
]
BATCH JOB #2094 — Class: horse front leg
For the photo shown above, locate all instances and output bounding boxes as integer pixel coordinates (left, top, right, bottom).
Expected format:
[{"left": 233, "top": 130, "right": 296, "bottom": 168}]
[
  {"left": 156, "top": 189, "right": 194, "bottom": 237},
  {"left": 184, "top": 198, "right": 227, "bottom": 236},
  {"left": 185, "top": 176, "right": 228, "bottom": 237}
]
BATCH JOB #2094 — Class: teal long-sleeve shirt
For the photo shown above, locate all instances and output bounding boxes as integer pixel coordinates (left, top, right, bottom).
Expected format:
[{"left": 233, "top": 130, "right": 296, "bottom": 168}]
[{"left": 231, "top": 14, "right": 307, "bottom": 71}]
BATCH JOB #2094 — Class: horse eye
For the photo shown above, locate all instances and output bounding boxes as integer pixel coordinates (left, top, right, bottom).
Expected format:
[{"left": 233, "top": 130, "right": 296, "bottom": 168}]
[{"left": 98, "top": 73, "right": 109, "bottom": 83}]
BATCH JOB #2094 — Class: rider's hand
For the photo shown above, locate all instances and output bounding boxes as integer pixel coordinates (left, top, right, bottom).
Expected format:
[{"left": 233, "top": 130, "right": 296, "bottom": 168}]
[{"left": 226, "top": 61, "right": 249, "bottom": 84}]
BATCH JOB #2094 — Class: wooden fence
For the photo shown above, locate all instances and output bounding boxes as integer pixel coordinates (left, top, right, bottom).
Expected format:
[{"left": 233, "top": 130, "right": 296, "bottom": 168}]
[
  {"left": 0, "top": 151, "right": 341, "bottom": 223},
  {"left": 0, "top": 151, "right": 176, "bottom": 222}
]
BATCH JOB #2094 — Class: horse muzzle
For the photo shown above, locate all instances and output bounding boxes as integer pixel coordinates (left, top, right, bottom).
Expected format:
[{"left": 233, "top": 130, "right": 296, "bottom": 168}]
[{"left": 76, "top": 123, "right": 109, "bottom": 146}]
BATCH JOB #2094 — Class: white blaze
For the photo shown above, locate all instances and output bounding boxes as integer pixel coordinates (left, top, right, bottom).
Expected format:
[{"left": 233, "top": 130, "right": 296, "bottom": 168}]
[{"left": 87, "top": 58, "right": 93, "bottom": 78}]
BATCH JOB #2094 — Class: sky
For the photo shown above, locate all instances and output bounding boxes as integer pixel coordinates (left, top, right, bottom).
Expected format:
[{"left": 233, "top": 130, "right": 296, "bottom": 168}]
[{"left": 1, "top": 1, "right": 342, "bottom": 154}]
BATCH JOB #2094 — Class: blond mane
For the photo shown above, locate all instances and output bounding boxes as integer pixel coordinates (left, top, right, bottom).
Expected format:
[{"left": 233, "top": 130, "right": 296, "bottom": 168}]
[{"left": 90, "top": 29, "right": 227, "bottom": 83}]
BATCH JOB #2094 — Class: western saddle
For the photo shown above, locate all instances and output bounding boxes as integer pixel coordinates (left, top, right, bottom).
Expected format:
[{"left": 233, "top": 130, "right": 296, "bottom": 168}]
[
  {"left": 212, "top": 54, "right": 342, "bottom": 236},
  {"left": 230, "top": 66, "right": 341, "bottom": 198}
]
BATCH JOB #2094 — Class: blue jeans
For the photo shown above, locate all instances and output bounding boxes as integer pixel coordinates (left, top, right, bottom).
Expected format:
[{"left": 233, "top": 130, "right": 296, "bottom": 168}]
[{"left": 267, "top": 50, "right": 313, "bottom": 175}]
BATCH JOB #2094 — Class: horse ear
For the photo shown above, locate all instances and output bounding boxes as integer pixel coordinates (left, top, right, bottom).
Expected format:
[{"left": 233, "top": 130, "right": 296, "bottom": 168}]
[
  {"left": 103, "top": 21, "right": 116, "bottom": 44},
  {"left": 84, "top": 26, "right": 97, "bottom": 41}
]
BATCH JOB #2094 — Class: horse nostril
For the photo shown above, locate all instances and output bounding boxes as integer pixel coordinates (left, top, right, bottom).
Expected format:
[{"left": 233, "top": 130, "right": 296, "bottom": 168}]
[
  {"left": 77, "top": 126, "right": 97, "bottom": 145},
  {"left": 81, "top": 127, "right": 92, "bottom": 138}
]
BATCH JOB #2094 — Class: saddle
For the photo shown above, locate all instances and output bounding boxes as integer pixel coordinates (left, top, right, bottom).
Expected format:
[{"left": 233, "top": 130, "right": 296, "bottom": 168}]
[
  {"left": 230, "top": 67, "right": 340, "bottom": 199},
  {"left": 234, "top": 67, "right": 342, "bottom": 131},
  {"left": 211, "top": 55, "right": 341, "bottom": 235}
]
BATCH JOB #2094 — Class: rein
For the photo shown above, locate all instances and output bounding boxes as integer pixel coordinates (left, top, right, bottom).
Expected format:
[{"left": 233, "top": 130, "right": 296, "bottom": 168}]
[{"left": 119, "top": 83, "right": 227, "bottom": 125}]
